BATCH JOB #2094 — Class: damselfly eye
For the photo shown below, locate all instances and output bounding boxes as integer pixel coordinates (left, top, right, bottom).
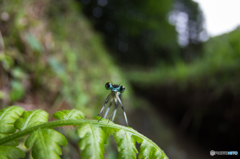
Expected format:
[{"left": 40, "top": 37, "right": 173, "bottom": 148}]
[
  {"left": 119, "top": 85, "right": 125, "bottom": 93},
  {"left": 105, "top": 82, "right": 111, "bottom": 90}
]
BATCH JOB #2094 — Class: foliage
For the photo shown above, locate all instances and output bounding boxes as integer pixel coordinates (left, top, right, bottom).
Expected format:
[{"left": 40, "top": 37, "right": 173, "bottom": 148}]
[
  {"left": 114, "top": 129, "right": 138, "bottom": 159},
  {"left": 0, "top": 0, "right": 132, "bottom": 117},
  {"left": 0, "top": 146, "right": 25, "bottom": 159},
  {"left": 170, "top": 0, "right": 205, "bottom": 46},
  {"left": 0, "top": 106, "right": 168, "bottom": 159},
  {"left": 53, "top": 109, "right": 85, "bottom": 120},
  {"left": 79, "top": 0, "right": 179, "bottom": 66},
  {"left": 0, "top": 106, "right": 24, "bottom": 134},
  {"left": 76, "top": 123, "right": 106, "bottom": 159},
  {"left": 126, "top": 28, "right": 240, "bottom": 93},
  {"left": 14, "top": 109, "right": 48, "bottom": 130}
]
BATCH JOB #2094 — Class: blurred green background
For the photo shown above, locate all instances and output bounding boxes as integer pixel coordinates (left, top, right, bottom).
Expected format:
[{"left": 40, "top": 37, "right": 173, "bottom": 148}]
[{"left": 0, "top": 0, "right": 239, "bottom": 158}]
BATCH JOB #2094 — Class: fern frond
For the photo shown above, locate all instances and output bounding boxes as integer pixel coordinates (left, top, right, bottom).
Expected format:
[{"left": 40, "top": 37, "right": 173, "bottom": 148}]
[
  {"left": 25, "top": 128, "right": 68, "bottom": 159},
  {"left": 114, "top": 129, "right": 138, "bottom": 159},
  {"left": 0, "top": 107, "right": 168, "bottom": 159},
  {"left": 0, "top": 106, "right": 24, "bottom": 133},
  {"left": 94, "top": 116, "right": 118, "bottom": 136},
  {"left": 53, "top": 109, "right": 85, "bottom": 120},
  {"left": 14, "top": 109, "right": 48, "bottom": 130},
  {"left": 0, "top": 106, "right": 24, "bottom": 146},
  {"left": 138, "top": 139, "right": 167, "bottom": 159},
  {"left": 0, "top": 146, "right": 25, "bottom": 159},
  {"left": 76, "top": 123, "right": 107, "bottom": 159}
]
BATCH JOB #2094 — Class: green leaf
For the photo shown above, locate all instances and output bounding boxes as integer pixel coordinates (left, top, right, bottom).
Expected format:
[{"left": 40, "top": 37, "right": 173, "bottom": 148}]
[
  {"left": 26, "top": 34, "right": 43, "bottom": 53},
  {"left": 53, "top": 109, "right": 85, "bottom": 120},
  {"left": 76, "top": 123, "right": 106, "bottom": 159},
  {"left": 0, "top": 54, "right": 14, "bottom": 70},
  {"left": 114, "top": 129, "right": 138, "bottom": 159},
  {"left": 12, "top": 67, "right": 26, "bottom": 79},
  {"left": 0, "top": 106, "right": 24, "bottom": 133},
  {"left": 94, "top": 116, "right": 118, "bottom": 137},
  {"left": 138, "top": 139, "right": 168, "bottom": 159},
  {"left": 14, "top": 109, "right": 48, "bottom": 130},
  {"left": 0, "top": 146, "right": 25, "bottom": 159},
  {"left": 10, "top": 80, "right": 25, "bottom": 102},
  {"left": 25, "top": 128, "right": 68, "bottom": 159}
]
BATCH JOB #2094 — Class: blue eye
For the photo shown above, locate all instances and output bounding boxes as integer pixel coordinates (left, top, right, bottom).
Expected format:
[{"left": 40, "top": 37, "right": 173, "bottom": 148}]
[
  {"left": 105, "top": 82, "right": 112, "bottom": 90},
  {"left": 119, "top": 85, "right": 125, "bottom": 93}
]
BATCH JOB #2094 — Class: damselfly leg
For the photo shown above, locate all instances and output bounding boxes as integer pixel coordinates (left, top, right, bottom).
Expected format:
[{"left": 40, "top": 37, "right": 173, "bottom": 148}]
[
  {"left": 108, "top": 98, "right": 118, "bottom": 122},
  {"left": 116, "top": 95, "right": 128, "bottom": 126},
  {"left": 98, "top": 97, "right": 113, "bottom": 122},
  {"left": 98, "top": 94, "right": 110, "bottom": 116}
]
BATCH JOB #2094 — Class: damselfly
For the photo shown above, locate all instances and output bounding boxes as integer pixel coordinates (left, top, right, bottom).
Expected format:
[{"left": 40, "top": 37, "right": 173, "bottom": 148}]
[{"left": 98, "top": 82, "right": 128, "bottom": 126}]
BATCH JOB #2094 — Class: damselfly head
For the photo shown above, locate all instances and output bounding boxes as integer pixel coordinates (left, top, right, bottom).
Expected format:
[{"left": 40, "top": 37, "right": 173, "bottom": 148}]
[{"left": 105, "top": 82, "right": 125, "bottom": 93}]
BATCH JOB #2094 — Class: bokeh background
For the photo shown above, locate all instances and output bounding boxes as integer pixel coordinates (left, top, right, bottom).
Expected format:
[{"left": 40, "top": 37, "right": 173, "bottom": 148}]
[{"left": 0, "top": 0, "right": 239, "bottom": 159}]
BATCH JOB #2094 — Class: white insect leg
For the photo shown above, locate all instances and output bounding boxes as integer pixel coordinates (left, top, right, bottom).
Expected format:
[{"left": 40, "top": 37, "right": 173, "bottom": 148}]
[
  {"left": 104, "top": 98, "right": 113, "bottom": 118},
  {"left": 112, "top": 98, "right": 118, "bottom": 121},
  {"left": 116, "top": 95, "right": 128, "bottom": 126},
  {"left": 98, "top": 94, "right": 111, "bottom": 116},
  {"left": 107, "top": 98, "right": 118, "bottom": 123}
]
